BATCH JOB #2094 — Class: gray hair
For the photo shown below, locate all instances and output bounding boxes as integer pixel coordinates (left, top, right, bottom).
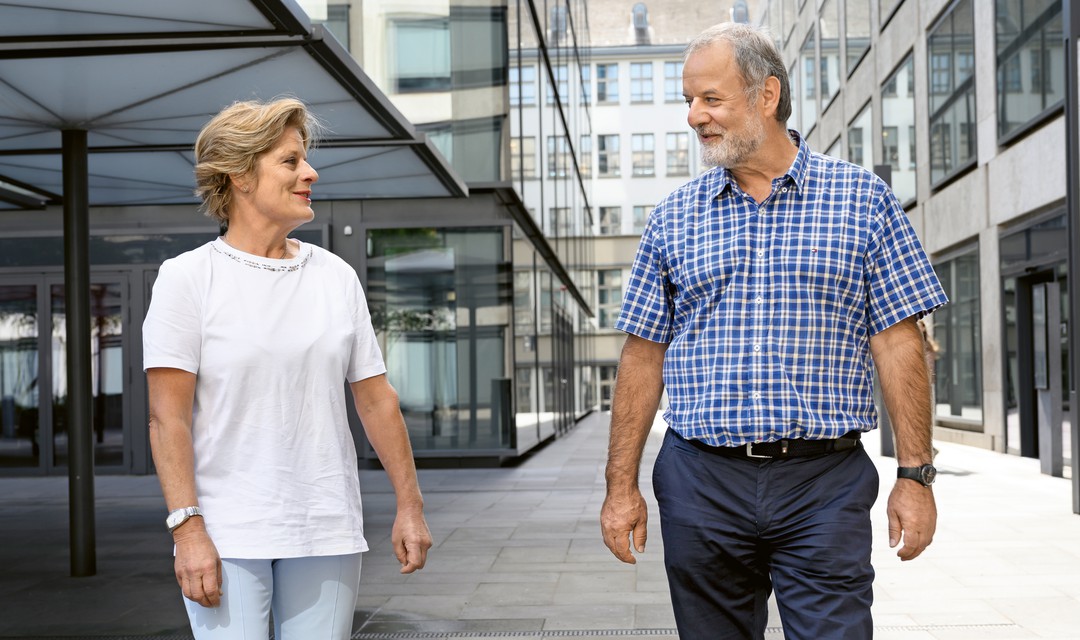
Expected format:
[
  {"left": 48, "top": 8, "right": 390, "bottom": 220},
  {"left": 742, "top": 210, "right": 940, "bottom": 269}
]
[{"left": 684, "top": 22, "right": 792, "bottom": 124}]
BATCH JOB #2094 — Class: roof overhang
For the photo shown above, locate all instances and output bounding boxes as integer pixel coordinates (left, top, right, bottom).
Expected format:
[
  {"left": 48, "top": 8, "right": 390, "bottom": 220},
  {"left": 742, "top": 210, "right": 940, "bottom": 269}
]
[{"left": 0, "top": 0, "right": 467, "bottom": 211}]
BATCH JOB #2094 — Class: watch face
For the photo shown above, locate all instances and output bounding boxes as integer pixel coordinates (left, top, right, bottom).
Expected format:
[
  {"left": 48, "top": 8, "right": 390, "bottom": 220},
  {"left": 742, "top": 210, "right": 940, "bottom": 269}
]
[
  {"left": 920, "top": 465, "right": 937, "bottom": 485},
  {"left": 166, "top": 510, "right": 184, "bottom": 529}
]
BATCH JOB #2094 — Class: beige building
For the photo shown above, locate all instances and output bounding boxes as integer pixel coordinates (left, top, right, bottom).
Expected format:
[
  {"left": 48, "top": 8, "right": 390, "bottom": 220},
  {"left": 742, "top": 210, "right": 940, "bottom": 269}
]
[{"left": 761, "top": 0, "right": 1071, "bottom": 477}]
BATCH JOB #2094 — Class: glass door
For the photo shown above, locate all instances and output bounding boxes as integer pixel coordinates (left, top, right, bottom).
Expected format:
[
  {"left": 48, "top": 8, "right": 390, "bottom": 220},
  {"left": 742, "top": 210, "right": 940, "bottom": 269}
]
[
  {"left": 48, "top": 276, "right": 128, "bottom": 471},
  {"left": 0, "top": 273, "right": 133, "bottom": 473},
  {"left": 0, "top": 281, "right": 42, "bottom": 470}
]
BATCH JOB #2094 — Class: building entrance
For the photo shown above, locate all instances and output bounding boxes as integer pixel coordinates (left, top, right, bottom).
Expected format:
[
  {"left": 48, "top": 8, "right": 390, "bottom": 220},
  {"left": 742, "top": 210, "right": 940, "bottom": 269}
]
[{"left": 0, "top": 273, "right": 145, "bottom": 475}]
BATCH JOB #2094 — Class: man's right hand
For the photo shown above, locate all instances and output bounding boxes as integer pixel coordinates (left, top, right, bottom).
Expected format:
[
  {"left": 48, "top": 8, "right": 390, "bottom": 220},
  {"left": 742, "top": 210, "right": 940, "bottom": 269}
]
[
  {"left": 600, "top": 488, "right": 648, "bottom": 564},
  {"left": 173, "top": 523, "right": 222, "bottom": 608}
]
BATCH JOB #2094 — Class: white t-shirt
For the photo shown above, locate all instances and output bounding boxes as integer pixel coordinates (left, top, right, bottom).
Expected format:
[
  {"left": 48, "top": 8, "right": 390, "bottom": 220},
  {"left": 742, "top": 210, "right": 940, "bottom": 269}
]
[{"left": 143, "top": 238, "right": 386, "bottom": 559}]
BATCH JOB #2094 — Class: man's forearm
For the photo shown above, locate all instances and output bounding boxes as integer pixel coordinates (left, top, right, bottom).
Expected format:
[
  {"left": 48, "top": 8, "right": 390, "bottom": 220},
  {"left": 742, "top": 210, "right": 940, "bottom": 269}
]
[
  {"left": 871, "top": 317, "right": 934, "bottom": 466},
  {"left": 606, "top": 335, "right": 667, "bottom": 490}
]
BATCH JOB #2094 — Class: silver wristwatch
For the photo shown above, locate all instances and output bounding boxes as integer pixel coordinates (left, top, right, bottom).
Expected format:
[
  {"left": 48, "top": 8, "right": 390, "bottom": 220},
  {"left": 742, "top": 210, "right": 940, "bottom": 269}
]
[{"left": 166, "top": 506, "right": 203, "bottom": 532}]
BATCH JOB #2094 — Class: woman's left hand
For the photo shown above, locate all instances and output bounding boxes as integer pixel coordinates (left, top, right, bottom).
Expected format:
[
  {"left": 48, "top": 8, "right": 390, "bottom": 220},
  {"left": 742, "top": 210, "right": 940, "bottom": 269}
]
[{"left": 392, "top": 506, "right": 432, "bottom": 573}]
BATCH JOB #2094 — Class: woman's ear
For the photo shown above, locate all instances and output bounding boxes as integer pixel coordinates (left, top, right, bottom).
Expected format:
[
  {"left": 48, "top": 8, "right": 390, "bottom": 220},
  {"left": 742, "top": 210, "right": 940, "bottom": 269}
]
[{"left": 230, "top": 174, "right": 251, "bottom": 194}]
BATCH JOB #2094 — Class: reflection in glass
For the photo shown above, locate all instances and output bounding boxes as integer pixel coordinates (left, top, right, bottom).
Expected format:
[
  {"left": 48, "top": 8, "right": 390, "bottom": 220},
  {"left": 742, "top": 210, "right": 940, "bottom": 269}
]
[
  {"left": 0, "top": 285, "right": 39, "bottom": 468},
  {"left": 933, "top": 251, "right": 982, "bottom": 423},
  {"left": 846, "top": 0, "right": 871, "bottom": 73},
  {"left": 51, "top": 283, "right": 125, "bottom": 468},
  {"left": 928, "top": 0, "right": 976, "bottom": 185},
  {"left": 995, "top": 0, "right": 1063, "bottom": 139},
  {"left": 367, "top": 228, "right": 511, "bottom": 451},
  {"left": 819, "top": 0, "right": 840, "bottom": 108},
  {"left": 848, "top": 104, "right": 873, "bottom": 170},
  {"left": 801, "top": 30, "right": 817, "bottom": 133},
  {"left": 882, "top": 54, "right": 916, "bottom": 203}
]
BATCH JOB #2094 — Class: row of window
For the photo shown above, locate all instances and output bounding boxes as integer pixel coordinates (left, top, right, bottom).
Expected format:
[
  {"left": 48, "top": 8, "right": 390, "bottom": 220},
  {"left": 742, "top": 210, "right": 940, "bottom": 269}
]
[
  {"left": 510, "top": 133, "right": 690, "bottom": 180},
  {"left": 790, "top": 0, "right": 1062, "bottom": 192},
  {"left": 511, "top": 61, "right": 684, "bottom": 107}
]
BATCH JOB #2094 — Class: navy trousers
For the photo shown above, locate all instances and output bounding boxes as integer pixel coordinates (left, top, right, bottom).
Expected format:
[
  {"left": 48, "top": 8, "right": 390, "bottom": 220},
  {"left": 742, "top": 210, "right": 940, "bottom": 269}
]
[{"left": 653, "top": 429, "right": 879, "bottom": 640}]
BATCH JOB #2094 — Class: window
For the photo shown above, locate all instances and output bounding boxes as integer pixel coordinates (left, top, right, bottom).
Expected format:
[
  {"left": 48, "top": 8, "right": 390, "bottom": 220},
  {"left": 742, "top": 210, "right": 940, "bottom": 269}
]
[
  {"left": 599, "top": 207, "right": 621, "bottom": 235},
  {"left": 546, "top": 65, "right": 568, "bottom": 106},
  {"left": 579, "top": 135, "right": 592, "bottom": 178},
  {"left": 391, "top": 18, "right": 451, "bottom": 92},
  {"left": 632, "top": 206, "right": 652, "bottom": 234},
  {"left": 933, "top": 250, "right": 982, "bottom": 423},
  {"left": 598, "top": 269, "right": 623, "bottom": 329},
  {"left": 597, "top": 63, "right": 619, "bottom": 104},
  {"left": 552, "top": 207, "right": 573, "bottom": 236},
  {"left": 510, "top": 66, "right": 536, "bottom": 106},
  {"left": 996, "top": 0, "right": 1063, "bottom": 140},
  {"left": 598, "top": 134, "right": 620, "bottom": 176},
  {"left": 848, "top": 104, "right": 872, "bottom": 170},
  {"left": 819, "top": 0, "right": 840, "bottom": 108},
  {"left": 599, "top": 365, "right": 618, "bottom": 411},
  {"left": 882, "top": 126, "right": 899, "bottom": 169},
  {"left": 580, "top": 64, "right": 591, "bottom": 105},
  {"left": 630, "top": 62, "right": 653, "bottom": 103},
  {"left": 882, "top": 54, "right": 916, "bottom": 204},
  {"left": 928, "top": 0, "right": 976, "bottom": 185},
  {"left": 317, "top": 4, "right": 351, "bottom": 50},
  {"left": 846, "top": 0, "right": 871, "bottom": 74},
  {"left": 510, "top": 136, "right": 536, "bottom": 180},
  {"left": 666, "top": 132, "right": 689, "bottom": 176},
  {"left": 800, "top": 30, "right": 817, "bottom": 132},
  {"left": 549, "top": 4, "right": 567, "bottom": 45},
  {"left": 631, "top": 133, "right": 654, "bottom": 177},
  {"left": 514, "top": 270, "right": 534, "bottom": 335},
  {"left": 664, "top": 61, "right": 683, "bottom": 102},
  {"left": 547, "top": 135, "right": 571, "bottom": 178}
]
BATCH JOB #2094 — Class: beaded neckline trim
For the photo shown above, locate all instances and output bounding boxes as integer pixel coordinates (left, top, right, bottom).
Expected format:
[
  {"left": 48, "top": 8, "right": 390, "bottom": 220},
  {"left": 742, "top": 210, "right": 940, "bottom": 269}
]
[{"left": 212, "top": 241, "right": 311, "bottom": 272}]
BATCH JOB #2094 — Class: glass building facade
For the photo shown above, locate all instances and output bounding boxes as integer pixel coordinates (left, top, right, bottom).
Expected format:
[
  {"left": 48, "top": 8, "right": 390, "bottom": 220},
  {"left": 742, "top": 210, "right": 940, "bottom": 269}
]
[{"left": 0, "top": 0, "right": 596, "bottom": 474}]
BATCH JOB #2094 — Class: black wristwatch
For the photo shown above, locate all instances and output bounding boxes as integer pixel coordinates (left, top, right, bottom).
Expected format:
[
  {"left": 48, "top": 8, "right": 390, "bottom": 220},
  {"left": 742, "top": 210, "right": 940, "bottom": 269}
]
[{"left": 897, "top": 464, "right": 936, "bottom": 487}]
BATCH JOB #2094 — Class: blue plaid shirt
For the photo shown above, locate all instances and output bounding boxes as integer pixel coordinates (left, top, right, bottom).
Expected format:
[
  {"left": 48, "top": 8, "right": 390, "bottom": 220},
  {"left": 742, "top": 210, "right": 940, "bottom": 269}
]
[{"left": 615, "top": 132, "right": 947, "bottom": 447}]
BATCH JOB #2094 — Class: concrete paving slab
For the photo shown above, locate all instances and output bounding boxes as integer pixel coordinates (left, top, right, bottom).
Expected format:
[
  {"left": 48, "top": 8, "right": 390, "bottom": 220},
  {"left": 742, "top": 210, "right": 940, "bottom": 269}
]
[{"left": 4, "top": 411, "right": 1080, "bottom": 638}]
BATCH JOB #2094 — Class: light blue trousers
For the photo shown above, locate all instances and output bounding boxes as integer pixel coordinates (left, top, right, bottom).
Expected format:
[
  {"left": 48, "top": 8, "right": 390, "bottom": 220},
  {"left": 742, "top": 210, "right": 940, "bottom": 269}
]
[{"left": 183, "top": 553, "right": 363, "bottom": 640}]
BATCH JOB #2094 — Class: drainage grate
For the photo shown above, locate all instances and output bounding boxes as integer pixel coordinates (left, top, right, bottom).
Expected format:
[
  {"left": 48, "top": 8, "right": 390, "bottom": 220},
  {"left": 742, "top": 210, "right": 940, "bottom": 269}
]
[
  {"left": 350, "top": 624, "right": 1021, "bottom": 639},
  {"left": 15, "top": 623, "right": 1022, "bottom": 640}
]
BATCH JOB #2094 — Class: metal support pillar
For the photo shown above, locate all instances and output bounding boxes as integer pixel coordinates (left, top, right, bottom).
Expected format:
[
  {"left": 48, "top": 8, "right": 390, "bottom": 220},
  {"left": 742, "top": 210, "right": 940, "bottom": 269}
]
[
  {"left": 1063, "top": 0, "right": 1080, "bottom": 514},
  {"left": 63, "top": 129, "right": 96, "bottom": 575}
]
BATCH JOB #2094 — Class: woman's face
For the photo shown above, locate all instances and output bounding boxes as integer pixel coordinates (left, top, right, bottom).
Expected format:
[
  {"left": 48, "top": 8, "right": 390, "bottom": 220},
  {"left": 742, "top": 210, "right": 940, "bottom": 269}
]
[{"left": 245, "top": 126, "right": 318, "bottom": 226}]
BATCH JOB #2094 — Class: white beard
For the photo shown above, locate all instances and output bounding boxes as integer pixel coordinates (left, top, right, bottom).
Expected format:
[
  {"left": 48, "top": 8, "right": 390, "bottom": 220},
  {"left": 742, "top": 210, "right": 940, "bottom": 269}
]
[{"left": 699, "top": 115, "right": 766, "bottom": 168}]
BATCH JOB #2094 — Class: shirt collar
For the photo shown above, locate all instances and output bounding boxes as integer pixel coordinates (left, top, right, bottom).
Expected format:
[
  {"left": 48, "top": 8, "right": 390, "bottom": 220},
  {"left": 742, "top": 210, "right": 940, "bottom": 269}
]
[{"left": 708, "top": 128, "right": 811, "bottom": 199}]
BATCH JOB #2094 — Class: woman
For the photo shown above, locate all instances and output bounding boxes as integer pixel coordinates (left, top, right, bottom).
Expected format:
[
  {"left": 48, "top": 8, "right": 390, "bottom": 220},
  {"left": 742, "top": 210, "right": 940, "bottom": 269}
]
[{"left": 143, "top": 98, "right": 432, "bottom": 639}]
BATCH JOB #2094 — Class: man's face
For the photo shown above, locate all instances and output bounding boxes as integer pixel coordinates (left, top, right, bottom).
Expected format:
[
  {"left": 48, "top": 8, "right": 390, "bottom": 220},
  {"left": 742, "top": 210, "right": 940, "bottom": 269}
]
[{"left": 682, "top": 42, "right": 767, "bottom": 169}]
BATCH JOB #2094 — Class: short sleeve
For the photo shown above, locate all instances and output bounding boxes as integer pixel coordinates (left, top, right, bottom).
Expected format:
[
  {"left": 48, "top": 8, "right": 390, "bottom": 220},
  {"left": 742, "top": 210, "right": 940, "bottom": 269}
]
[
  {"left": 143, "top": 258, "right": 202, "bottom": 374},
  {"left": 865, "top": 187, "right": 949, "bottom": 335},
  {"left": 346, "top": 271, "right": 388, "bottom": 383},
  {"left": 614, "top": 215, "right": 674, "bottom": 343}
]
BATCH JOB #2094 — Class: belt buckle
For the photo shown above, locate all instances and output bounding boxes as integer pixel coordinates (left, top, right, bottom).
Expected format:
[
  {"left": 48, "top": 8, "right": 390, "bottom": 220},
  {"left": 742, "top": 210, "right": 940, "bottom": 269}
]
[{"left": 745, "top": 442, "right": 773, "bottom": 459}]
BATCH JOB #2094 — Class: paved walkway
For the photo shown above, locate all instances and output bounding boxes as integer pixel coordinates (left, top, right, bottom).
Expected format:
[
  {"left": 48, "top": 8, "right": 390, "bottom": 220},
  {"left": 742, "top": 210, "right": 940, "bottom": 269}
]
[{"left": 2, "top": 412, "right": 1079, "bottom": 639}]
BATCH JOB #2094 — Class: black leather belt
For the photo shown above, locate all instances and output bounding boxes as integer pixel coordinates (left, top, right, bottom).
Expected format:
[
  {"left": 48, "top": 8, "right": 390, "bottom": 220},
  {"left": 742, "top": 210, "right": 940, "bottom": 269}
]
[{"left": 677, "top": 430, "right": 861, "bottom": 460}]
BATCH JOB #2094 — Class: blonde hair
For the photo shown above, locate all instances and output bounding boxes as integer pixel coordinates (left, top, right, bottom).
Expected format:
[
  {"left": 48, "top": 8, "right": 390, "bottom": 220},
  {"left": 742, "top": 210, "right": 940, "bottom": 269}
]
[{"left": 193, "top": 98, "right": 321, "bottom": 225}]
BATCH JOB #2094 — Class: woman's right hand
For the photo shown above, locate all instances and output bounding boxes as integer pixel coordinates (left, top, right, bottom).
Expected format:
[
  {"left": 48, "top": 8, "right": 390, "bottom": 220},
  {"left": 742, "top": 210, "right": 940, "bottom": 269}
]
[{"left": 172, "top": 521, "right": 222, "bottom": 608}]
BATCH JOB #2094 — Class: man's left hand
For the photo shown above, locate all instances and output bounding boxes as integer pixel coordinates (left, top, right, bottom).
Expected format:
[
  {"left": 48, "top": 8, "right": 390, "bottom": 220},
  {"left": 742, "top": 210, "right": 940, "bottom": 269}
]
[{"left": 886, "top": 479, "right": 936, "bottom": 561}]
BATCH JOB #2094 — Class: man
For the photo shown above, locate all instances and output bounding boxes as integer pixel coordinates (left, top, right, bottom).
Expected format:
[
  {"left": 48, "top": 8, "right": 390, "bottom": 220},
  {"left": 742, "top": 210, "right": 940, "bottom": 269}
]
[{"left": 600, "top": 22, "right": 946, "bottom": 640}]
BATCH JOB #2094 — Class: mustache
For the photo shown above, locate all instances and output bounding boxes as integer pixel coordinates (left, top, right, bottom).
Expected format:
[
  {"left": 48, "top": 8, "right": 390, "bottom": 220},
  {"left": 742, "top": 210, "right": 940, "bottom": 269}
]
[{"left": 696, "top": 126, "right": 724, "bottom": 136}]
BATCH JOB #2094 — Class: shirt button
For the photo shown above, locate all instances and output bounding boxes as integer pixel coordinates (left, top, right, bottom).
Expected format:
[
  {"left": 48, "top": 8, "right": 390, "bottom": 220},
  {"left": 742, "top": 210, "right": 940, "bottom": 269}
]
[
  {"left": 753, "top": 344, "right": 761, "bottom": 352},
  {"left": 755, "top": 296, "right": 763, "bottom": 304},
  {"left": 757, "top": 250, "right": 765, "bottom": 257},
  {"left": 752, "top": 392, "right": 761, "bottom": 400},
  {"left": 781, "top": 187, "right": 788, "bottom": 193}
]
